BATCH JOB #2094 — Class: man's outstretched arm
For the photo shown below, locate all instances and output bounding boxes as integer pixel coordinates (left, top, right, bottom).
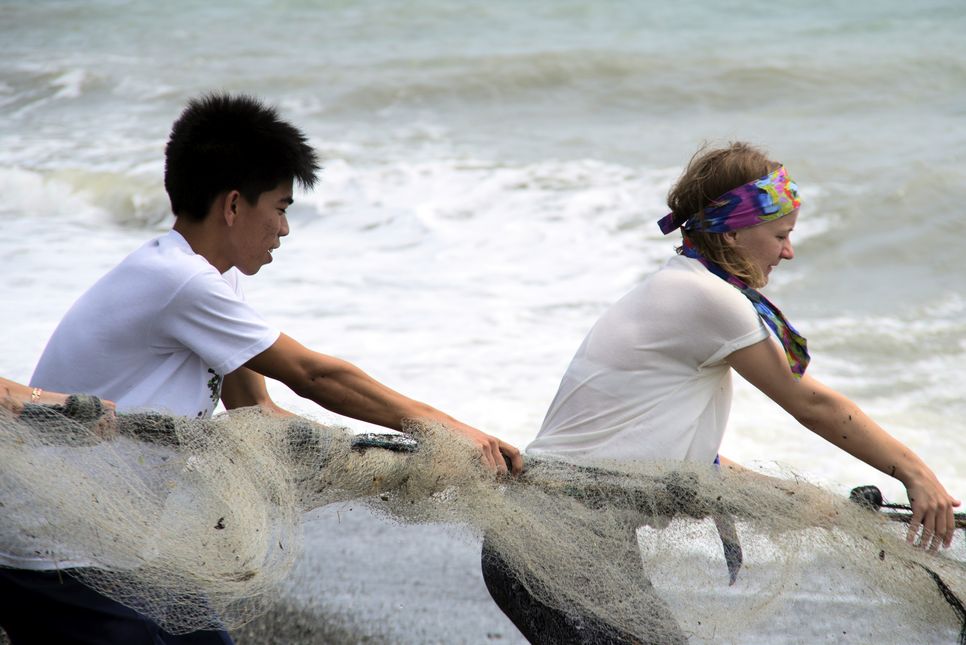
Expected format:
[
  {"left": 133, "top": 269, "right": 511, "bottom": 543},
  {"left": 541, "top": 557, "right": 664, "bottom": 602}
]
[{"left": 244, "top": 333, "right": 523, "bottom": 475}]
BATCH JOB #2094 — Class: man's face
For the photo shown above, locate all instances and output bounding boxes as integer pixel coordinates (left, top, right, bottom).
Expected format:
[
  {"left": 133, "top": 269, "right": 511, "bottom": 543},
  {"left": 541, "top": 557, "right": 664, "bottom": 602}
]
[{"left": 229, "top": 180, "right": 293, "bottom": 275}]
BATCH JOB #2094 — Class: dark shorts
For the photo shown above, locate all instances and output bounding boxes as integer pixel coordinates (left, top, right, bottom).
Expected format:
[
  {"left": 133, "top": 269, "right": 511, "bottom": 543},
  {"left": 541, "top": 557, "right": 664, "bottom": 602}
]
[
  {"left": 480, "top": 539, "right": 687, "bottom": 645},
  {"left": 0, "top": 567, "right": 233, "bottom": 645}
]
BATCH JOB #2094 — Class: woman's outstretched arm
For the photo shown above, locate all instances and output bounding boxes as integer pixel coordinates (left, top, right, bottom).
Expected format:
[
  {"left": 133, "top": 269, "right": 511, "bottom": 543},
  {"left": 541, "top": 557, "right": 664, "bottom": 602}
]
[{"left": 726, "top": 338, "right": 960, "bottom": 550}]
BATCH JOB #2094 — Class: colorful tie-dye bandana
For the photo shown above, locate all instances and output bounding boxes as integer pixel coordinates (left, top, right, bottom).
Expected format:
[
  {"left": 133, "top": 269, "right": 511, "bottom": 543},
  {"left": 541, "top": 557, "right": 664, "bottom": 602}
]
[
  {"left": 657, "top": 166, "right": 801, "bottom": 235},
  {"left": 681, "top": 238, "right": 810, "bottom": 378}
]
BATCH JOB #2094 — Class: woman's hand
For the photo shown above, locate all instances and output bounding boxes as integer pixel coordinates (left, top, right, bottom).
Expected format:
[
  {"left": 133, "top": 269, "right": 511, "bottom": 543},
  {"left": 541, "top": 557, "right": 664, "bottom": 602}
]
[
  {"left": 904, "top": 475, "right": 961, "bottom": 551},
  {"left": 93, "top": 399, "right": 118, "bottom": 439}
]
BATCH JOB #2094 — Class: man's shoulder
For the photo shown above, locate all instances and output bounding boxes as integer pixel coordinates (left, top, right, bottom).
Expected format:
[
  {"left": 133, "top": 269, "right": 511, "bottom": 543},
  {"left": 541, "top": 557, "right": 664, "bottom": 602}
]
[
  {"left": 127, "top": 231, "right": 214, "bottom": 274},
  {"left": 106, "top": 232, "right": 222, "bottom": 293}
]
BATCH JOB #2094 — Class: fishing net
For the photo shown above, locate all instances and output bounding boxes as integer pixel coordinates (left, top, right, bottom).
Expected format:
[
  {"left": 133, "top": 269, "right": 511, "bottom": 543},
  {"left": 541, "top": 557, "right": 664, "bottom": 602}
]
[{"left": 1, "top": 400, "right": 964, "bottom": 643}]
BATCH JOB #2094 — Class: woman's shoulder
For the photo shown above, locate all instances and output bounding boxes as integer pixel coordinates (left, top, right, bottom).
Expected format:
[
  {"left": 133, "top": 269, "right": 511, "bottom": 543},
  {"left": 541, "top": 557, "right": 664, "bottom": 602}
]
[
  {"left": 650, "top": 255, "right": 739, "bottom": 295},
  {"left": 641, "top": 255, "right": 758, "bottom": 321}
]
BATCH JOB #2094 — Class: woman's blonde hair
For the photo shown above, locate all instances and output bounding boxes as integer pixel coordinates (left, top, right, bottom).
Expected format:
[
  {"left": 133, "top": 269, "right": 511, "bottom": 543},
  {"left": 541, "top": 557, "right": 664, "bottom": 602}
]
[{"left": 666, "top": 142, "right": 780, "bottom": 288}]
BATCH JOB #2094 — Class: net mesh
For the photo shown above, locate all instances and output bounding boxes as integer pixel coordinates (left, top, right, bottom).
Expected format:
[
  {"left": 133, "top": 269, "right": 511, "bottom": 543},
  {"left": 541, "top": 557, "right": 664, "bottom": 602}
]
[{"left": 1, "top": 403, "right": 964, "bottom": 643}]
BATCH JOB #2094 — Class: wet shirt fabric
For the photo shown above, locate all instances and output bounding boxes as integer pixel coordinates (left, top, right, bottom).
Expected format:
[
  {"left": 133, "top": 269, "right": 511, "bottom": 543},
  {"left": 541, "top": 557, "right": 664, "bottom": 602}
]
[{"left": 528, "top": 255, "right": 768, "bottom": 463}]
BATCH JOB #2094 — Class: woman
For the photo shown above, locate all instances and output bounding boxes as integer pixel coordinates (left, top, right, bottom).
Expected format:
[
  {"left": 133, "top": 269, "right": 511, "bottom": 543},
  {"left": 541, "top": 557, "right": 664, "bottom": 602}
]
[{"left": 484, "top": 142, "right": 959, "bottom": 644}]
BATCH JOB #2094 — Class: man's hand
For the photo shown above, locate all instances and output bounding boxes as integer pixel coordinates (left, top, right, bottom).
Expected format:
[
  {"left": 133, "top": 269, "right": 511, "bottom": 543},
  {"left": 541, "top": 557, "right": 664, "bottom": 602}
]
[{"left": 445, "top": 420, "right": 524, "bottom": 476}]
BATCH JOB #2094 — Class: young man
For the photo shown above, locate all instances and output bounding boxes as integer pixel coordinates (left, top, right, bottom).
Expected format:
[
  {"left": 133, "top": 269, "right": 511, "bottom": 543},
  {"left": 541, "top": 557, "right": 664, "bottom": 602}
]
[{"left": 1, "top": 93, "right": 522, "bottom": 644}]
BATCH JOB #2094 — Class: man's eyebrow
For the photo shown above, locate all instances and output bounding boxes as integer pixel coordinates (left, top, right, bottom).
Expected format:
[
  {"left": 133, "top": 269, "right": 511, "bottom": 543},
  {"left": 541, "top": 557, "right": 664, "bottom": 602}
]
[{"left": 279, "top": 196, "right": 294, "bottom": 206}]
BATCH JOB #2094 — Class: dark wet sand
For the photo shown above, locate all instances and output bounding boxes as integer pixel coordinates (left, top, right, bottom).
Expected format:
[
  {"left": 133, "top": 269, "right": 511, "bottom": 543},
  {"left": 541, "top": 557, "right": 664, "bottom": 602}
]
[{"left": 232, "top": 504, "right": 526, "bottom": 644}]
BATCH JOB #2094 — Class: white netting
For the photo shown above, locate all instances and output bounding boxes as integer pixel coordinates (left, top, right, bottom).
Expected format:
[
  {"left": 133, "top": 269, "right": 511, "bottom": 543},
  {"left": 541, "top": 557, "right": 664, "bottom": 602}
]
[{"left": 1, "top": 403, "right": 964, "bottom": 643}]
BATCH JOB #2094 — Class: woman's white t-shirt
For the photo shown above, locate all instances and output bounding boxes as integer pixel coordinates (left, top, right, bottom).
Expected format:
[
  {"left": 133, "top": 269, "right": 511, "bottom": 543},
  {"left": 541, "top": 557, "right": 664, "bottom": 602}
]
[{"left": 527, "top": 255, "right": 769, "bottom": 464}]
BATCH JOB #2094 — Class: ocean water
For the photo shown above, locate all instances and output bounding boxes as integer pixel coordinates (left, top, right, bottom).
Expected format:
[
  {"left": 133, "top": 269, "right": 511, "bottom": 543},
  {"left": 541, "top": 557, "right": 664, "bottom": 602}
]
[{"left": 1, "top": 1, "right": 965, "bottom": 638}]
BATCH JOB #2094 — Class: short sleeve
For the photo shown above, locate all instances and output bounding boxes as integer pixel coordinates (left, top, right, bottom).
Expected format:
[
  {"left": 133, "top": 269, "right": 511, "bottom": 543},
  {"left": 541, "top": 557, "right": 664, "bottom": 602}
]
[
  {"left": 154, "top": 270, "right": 280, "bottom": 375},
  {"left": 688, "top": 275, "right": 769, "bottom": 367}
]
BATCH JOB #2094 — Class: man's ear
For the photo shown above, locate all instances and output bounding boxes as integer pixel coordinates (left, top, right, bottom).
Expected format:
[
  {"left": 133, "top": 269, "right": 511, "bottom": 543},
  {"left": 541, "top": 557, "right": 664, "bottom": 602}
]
[{"left": 221, "top": 190, "right": 242, "bottom": 226}]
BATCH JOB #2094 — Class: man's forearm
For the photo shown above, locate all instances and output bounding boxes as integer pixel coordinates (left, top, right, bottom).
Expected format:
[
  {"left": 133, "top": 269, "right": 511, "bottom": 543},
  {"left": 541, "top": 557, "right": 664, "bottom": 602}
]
[{"left": 291, "top": 358, "right": 434, "bottom": 429}]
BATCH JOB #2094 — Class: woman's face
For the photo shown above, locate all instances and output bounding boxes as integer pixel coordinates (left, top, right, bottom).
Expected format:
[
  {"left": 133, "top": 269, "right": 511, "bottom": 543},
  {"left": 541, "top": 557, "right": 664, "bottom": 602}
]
[{"left": 729, "top": 210, "right": 798, "bottom": 285}]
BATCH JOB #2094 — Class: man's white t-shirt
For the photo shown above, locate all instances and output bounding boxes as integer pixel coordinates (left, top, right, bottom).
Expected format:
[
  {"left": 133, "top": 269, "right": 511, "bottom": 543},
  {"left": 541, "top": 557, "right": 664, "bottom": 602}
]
[
  {"left": 31, "top": 230, "right": 280, "bottom": 418},
  {"left": 2, "top": 231, "right": 280, "bottom": 571},
  {"left": 527, "top": 255, "right": 769, "bottom": 464}
]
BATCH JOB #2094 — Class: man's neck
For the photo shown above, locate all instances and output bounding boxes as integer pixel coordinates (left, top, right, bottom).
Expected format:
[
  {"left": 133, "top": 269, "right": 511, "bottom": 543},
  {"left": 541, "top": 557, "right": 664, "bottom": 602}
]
[{"left": 172, "top": 216, "right": 231, "bottom": 273}]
